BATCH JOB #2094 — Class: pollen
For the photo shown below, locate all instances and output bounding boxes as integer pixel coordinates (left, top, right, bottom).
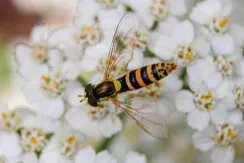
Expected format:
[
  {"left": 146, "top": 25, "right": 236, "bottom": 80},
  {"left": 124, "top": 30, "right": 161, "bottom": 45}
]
[
  {"left": 67, "top": 136, "right": 76, "bottom": 143},
  {"left": 85, "top": 27, "right": 93, "bottom": 33},
  {"left": 31, "top": 137, "right": 38, "bottom": 145},
  {"left": 41, "top": 75, "right": 48, "bottom": 82},
  {"left": 1, "top": 112, "right": 8, "bottom": 120},
  {"left": 228, "top": 130, "right": 235, "bottom": 137},
  {"left": 186, "top": 53, "right": 192, "bottom": 60},
  {"left": 220, "top": 18, "right": 228, "bottom": 27},
  {"left": 205, "top": 92, "right": 213, "bottom": 99},
  {"left": 65, "top": 146, "right": 72, "bottom": 153}
]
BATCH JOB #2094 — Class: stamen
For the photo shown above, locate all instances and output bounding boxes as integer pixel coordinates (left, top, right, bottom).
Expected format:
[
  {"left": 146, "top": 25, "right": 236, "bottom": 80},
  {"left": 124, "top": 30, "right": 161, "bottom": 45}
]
[
  {"left": 67, "top": 136, "right": 76, "bottom": 143},
  {"left": 186, "top": 53, "right": 192, "bottom": 60},
  {"left": 31, "top": 138, "right": 38, "bottom": 145},
  {"left": 85, "top": 27, "right": 93, "bottom": 33},
  {"left": 220, "top": 18, "right": 228, "bottom": 27},
  {"left": 1, "top": 112, "right": 7, "bottom": 120}
]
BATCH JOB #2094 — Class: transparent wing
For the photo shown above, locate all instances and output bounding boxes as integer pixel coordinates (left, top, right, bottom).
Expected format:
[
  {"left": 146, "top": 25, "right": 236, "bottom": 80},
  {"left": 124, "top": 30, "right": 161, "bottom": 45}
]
[
  {"left": 111, "top": 97, "right": 168, "bottom": 139},
  {"left": 104, "top": 13, "right": 137, "bottom": 80}
]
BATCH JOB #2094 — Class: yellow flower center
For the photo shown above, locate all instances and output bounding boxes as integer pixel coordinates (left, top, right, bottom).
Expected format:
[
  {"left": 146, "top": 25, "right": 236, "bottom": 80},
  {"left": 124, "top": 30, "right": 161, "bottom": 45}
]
[
  {"left": 214, "top": 123, "right": 241, "bottom": 146},
  {"left": 194, "top": 91, "right": 215, "bottom": 112}
]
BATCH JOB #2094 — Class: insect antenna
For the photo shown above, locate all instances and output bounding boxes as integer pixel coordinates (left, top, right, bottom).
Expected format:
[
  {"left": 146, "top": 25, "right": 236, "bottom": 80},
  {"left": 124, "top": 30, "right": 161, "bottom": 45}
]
[{"left": 78, "top": 94, "right": 85, "bottom": 103}]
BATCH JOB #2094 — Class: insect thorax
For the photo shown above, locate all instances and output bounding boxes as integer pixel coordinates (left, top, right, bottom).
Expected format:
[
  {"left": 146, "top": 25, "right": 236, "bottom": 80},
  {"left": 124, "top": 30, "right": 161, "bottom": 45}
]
[{"left": 94, "top": 81, "right": 118, "bottom": 99}]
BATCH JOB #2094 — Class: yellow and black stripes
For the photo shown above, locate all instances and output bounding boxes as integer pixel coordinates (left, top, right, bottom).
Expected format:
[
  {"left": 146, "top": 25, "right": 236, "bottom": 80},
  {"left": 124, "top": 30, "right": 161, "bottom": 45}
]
[{"left": 117, "top": 62, "right": 177, "bottom": 93}]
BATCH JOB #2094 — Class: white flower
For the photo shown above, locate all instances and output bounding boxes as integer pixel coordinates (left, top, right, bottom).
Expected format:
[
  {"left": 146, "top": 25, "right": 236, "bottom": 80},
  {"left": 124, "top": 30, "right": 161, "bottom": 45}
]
[
  {"left": 66, "top": 101, "right": 122, "bottom": 138},
  {"left": 0, "top": 132, "right": 22, "bottom": 163},
  {"left": 23, "top": 67, "right": 81, "bottom": 119},
  {"left": 48, "top": 28, "right": 84, "bottom": 61},
  {"left": 190, "top": 0, "right": 232, "bottom": 36},
  {"left": 175, "top": 58, "right": 236, "bottom": 130},
  {"left": 149, "top": 20, "right": 196, "bottom": 66},
  {"left": 192, "top": 110, "right": 244, "bottom": 163},
  {"left": 15, "top": 25, "right": 64, "bottom": 80},
  {"left": 125, "top": 151, "right": 147, "bottom": 163},
  {"left": 122, "top": 0, "right": 187, "bottom": 29},
  {"left": 73, "top": 2, "right": 103, "bottom": 47},
  {"left": 0, "top": 106, "right": 35, "bottom": 132},
  {"left": 39, "top": 123, "right": 85, "bottom": 163},
  {"left": 18, "top": 116, "right": 58, "bottom": 162}
]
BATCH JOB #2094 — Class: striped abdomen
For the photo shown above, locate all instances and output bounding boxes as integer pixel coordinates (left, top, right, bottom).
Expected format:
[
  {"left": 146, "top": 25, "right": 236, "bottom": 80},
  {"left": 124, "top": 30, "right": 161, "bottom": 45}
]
[{"left": 117, "top": 62, "right": 177, "bottom": 93}]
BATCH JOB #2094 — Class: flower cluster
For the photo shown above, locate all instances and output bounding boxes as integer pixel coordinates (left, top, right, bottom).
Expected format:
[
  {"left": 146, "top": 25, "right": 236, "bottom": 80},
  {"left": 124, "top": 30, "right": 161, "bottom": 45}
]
[
  {"left": 0, "top": 105, "right": 145, "bottom": 163},
  {"left": 8, "top": 0, "right": 244, "bottom": 162}
]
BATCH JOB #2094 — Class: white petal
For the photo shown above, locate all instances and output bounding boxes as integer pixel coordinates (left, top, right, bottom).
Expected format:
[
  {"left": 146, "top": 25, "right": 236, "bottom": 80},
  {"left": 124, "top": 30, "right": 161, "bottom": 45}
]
[
  {"left": 211, "top": 146, "right": 234, "bottom": 163},
  {"left": 96, "top": 151, "right": 117, "bottom": 163},
  {"left": 230, "top": 23, "right": 244, "bottom": 45},
  {"left": 65, "top": 107, "right": 97, "bottom": 134},
  {"left": 210, "top": 103, "right": 228, "bottom": 125},
  {"left": 127, "top": 49, "right": 144, "bottom": 70},
  {"left": 158, "top": 16, "right": 180, "bottom": 35},
  {"left": 41, "top": 98, "right": 64, "bottom": 119},
  {"left": 168, "top": 0, "right": 187, "bottom": 16},
  {"left": 236, "top": 60, "right": 244, "bottom": 77},
  {"left": 68, "top": 87, "right": 84, "bottom": 107},
  {"left": 99, "top": 115, "right": 122, "bottom": 137},
  {"left": 21, "top": 116, "right": 59, "bottom": 133},
  {"left": 49, "top": 28, "right": 83, "bottom": 60},
  {"left": 30, "top": 25, "right": 48, "bottom": 43},
  {"left": 227, "top": 110, "right": 243, "bottom": 125},
  {"left": 48, "top": 49, "right": 63, "bottom": 68},
  {"left": 77, "top": 0, "right": 98, "bottom": 21},
  {"left": 192, "top": 127, "right": 215, "bottom": 151},
  {"left": 175, "top": 90, "right": 195, "bottom": 113},
  {"left": 187, "top": 110, "right": 210, "bottom": 131},
  {"left": 149, "top": 35, "right": 176, "bottom": 60},
  {"left": 172, "top": 20, "right": 194, "bottom": 44},
  {"left": 125, "top": 151, "right": 146, "bottom": 163},
  {"left": 63, "top": 80, "right": 81, "bottom": 99},
  {"left": 236, "top": 122, "right": 244, "bottom": 138},
  {"left": 79, "top": 42, "right": 107, "bottom": 71},
  {"left": 23, "top": 80, "right": 45, "bottom": 103},
  {"left": 204, "top": 72, "right": 223, "bottom": 90},
  {"left": 190, "top": 5, "right": 209, "bottom": 24},
  {"left": 48, "top": 28, "right": 74, "bottom": 46},
  {"left": 211, "top": 34, "right": 235, "bottom": 55},
  {"left": 155, "top": 97, "right": 175, "bottom": 117},
  {"left": 15, "top": 44, "right": 35, "bottom": 67},
  {"left": 0, "top": 132, "right": 22, "bottom": 157},
  {"left": 26, "top": 64, "right": 49, "bottom": 81},
  {"left": 22, "top": 152, "right": 38, "bottom": 163},
  {"left": 190, "top": 0, "right": 221, "bottom": 24},
  {"left": 194, "top": 37, "right": 211, "bottom": 58},
  {"left": 215, "top": 80, "right": 233, "bottom": 99},
  {"left": 75, "top": 146, "right": 96, "bottom": 163},
  {"left": 61, "top": 61, "right": 81, "bottom": 80},
  {"left": 98, "top": 9, "right": 123, "bottom": 31},
  {"left": 162, "top": 74, "right": 183, "bottom": 93}
]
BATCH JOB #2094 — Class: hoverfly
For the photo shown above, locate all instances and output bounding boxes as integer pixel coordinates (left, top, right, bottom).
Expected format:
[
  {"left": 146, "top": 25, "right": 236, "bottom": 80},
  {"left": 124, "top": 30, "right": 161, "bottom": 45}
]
[{"left": 79, "top": 13, "right": 177, "bottom": 139}]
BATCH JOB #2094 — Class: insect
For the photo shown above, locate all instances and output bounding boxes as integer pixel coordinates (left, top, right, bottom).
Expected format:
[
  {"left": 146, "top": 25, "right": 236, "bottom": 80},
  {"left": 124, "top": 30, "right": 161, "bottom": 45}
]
[{"left": 79, "top": 13, "right": 177, "bottom": 139}]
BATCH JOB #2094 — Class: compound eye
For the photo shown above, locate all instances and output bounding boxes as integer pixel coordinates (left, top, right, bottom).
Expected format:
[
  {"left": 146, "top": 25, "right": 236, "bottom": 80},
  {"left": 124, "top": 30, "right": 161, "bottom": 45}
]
[
  {"left": 85, "top": 84, "right": 93, "bottom": 93},
  {"left": 88, "top": 96, "right": 99, "bottom": 107}
]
